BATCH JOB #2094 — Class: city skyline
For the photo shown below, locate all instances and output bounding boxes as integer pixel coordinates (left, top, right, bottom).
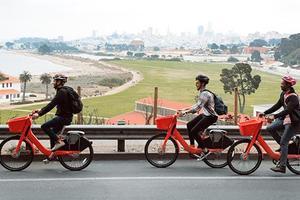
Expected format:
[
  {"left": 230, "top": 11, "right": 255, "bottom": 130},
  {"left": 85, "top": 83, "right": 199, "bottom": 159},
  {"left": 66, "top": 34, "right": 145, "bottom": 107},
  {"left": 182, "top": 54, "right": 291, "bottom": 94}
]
[{"left": 0, "top": 0, "right": 299, "bottom": 41}]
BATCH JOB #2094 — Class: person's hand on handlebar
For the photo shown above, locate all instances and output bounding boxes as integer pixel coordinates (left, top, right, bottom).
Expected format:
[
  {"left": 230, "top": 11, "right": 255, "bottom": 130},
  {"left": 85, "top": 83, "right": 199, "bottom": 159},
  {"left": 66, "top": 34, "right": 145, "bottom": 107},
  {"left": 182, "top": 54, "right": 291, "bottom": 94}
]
[
  {"left": 177, "top": 110, "right": 187, "bottom": 117},
  {"left": 31, "top": 110, "right": 40, "bottom": 119},
  {"left": 266, "top": 115, "right": 275, "bottom": 123},
  {"left": 258, "top": 113, "right": 265, "bottom": 118}
]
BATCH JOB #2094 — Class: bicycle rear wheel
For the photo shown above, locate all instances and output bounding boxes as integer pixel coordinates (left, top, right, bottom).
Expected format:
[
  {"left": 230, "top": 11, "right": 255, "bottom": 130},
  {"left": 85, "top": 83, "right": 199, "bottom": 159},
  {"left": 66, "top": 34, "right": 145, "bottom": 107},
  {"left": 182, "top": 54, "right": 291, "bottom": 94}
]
[
  {"left": 58, "top": 138, "right": 93, "bottom": 171},
  {"left": 227, "top": 139, "right": 262, "bottom": 175},
  {"left": 203, "top": 149, "right": 228, "bottom": 168},
  {"left": 0, "top": 135, "right": 34, "bottom": 171},
  {"left": 144, "top": 133, "right": 179, "bottom": 168},
  {"left": 287, "top": 158, "right": 300, "bottom": 175}
]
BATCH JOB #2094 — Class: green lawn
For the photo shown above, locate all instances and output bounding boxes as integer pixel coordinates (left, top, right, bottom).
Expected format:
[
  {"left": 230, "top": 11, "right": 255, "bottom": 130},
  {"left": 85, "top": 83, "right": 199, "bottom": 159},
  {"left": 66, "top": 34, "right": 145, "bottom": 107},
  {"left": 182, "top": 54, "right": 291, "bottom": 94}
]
[{"left": 1, "top": 60, "right": 297, "bottom": 124}]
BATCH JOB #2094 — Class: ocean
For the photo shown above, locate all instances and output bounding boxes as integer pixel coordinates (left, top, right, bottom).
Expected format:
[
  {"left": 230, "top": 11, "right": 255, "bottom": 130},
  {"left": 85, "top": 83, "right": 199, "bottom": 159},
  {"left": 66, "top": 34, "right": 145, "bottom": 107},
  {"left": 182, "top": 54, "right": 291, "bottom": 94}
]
[{"left": 0, "top": 50, "right": 71, "bottom": 77}]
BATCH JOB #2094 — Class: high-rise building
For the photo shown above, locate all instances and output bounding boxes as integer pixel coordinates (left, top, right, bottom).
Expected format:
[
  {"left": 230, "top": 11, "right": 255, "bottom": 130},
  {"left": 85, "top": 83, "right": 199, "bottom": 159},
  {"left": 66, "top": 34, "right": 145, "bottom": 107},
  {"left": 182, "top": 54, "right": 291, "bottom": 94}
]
[
  {"left": 197, "top": 26, "right": 204, "bottom": 36},
  {"left": 92, "top": 30, "right": 97, "bottom": 38}
]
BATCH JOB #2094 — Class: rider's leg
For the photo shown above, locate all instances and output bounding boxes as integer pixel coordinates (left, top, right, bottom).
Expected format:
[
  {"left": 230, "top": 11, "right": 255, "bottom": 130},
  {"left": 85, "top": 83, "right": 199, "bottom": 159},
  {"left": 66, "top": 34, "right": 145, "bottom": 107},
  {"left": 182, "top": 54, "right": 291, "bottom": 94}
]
[
  {"left": 279, "top": 123, "right": 300, "bottom": 167},
  {"left": 41, "top": 116, "right": 67, "bottom": 148},
  {"left": 266, "top": 119, "right": 285, "bottom": 144},
  {"left": 191, "top": 115, "right": 218, "bottom": 148},
  {"left": 187, "top": 114, "right": 204, "bottom": 146}
]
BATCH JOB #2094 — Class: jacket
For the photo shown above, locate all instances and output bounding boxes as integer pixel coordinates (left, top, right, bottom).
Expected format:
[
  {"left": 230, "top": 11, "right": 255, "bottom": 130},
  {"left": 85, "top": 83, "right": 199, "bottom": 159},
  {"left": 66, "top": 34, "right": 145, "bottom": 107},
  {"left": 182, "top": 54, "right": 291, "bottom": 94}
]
[{"left": 264, "top": 87, "right": 300, "bottom": 124}]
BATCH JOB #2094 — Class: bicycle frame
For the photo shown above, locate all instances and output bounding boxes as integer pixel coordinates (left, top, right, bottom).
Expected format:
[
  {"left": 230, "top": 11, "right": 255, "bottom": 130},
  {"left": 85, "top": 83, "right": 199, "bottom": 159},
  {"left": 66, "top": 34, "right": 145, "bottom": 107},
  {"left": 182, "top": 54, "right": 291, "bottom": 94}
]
[
  {"left": 160, "top": 114, "right": 223, "bottom": 154},
  {"left": 13, "top": 115, "right": 80, "bottom": 158},
  {"left": 243, "top": 119, "right": 300, "bottom": 160}
]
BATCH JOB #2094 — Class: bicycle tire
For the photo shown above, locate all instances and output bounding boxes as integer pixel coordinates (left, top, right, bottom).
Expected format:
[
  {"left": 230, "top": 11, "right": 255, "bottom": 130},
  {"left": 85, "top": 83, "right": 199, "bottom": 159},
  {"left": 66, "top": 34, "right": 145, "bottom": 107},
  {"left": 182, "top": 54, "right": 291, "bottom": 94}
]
[
  {"left": 58, "top": 138, "right": 93, "bottom": 171},
  {"left": 227, "top": 139, "right": 262, "bottom": 175},
  {"left": 0, "top": 135, "right": 34, "bottom": 171},
  {"left": 203, "top": 150, "right": 228, "bottom": 168},
  {"left": 287, "top": 158, "right": 300, "bottom": 175},
  {"left": 144, "top": 133, "right": 179, "bottom": 168}
]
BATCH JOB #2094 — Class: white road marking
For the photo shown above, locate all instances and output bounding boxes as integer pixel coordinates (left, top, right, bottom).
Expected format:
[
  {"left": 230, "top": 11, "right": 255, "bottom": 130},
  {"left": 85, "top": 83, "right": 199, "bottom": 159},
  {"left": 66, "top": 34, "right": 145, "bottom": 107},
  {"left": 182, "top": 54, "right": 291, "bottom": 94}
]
[{"left": 0, "top": 176, "right": 300, "bottom": 182}]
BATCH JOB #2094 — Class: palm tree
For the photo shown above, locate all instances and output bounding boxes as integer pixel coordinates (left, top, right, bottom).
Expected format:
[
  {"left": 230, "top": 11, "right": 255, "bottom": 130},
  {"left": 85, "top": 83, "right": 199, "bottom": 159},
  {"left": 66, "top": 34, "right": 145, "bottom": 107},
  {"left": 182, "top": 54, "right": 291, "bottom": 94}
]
[
  {"left": 40, "top": 73, "right": 51, "bottom": 99},
  {"left": 0, "top": 72, "right": 7, "bottom": 81},
  {"left": 19, "top": 71, "right": 32, "bottom": 102}
]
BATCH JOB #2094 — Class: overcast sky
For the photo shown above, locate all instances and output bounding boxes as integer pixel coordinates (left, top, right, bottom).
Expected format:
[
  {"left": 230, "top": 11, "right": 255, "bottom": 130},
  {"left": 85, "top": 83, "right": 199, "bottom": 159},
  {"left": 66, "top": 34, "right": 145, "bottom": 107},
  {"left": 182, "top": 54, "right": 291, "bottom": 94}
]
[{"left": 0, "top": 0, "right": 299, "bottom": 41}]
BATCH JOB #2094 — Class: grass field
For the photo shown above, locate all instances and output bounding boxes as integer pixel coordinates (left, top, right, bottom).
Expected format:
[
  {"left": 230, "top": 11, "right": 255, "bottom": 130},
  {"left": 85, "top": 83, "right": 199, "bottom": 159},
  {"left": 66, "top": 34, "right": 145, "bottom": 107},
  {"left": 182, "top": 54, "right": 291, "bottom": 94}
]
[{"left": 1, "top": 60, "right": 298, "bottom": 124}]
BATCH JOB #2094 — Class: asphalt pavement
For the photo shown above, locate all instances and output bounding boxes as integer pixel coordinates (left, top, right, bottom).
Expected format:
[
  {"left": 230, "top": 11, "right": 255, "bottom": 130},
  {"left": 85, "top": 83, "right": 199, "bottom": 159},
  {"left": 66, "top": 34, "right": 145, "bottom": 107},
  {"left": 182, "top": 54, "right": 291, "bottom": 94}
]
[{"left": 0, "top": 159, "right": 299, "bottom": 200}]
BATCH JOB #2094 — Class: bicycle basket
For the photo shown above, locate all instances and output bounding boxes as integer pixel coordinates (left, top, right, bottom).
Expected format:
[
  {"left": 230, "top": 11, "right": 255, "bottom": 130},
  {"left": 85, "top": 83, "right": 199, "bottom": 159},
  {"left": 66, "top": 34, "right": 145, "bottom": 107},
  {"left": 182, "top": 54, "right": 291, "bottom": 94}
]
[
  {"left": 7, "top": 116, "right": 28, "bottom": 133},
  {"left": 156, "top": 116, "right": 174, "bottom": 130},
  {"left": 239, "top": 119, "right": 263, "bottom": 136}
]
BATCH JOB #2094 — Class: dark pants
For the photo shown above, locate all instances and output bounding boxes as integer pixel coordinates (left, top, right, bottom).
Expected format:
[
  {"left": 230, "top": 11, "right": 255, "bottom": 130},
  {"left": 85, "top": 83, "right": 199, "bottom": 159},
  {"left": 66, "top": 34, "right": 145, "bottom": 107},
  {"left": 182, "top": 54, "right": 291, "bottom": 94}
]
[
  {"left": 41, "top": 116, "right": 72, "bottom": 148},
  {"left": 266, "top": 119, "right": 300, "bottom": 166},
  {"left": 187, "top": 114, "right": 218, "bottom": 148}
]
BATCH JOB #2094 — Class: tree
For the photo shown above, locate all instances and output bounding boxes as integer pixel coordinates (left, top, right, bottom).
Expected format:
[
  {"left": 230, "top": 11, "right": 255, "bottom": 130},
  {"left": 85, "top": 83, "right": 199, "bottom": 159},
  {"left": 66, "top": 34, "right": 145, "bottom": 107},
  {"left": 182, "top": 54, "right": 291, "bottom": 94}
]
[
  {"left": 249, "top": 39, "right": 268, "bottom": 47},
  {"left": 134, "top": 53, "right": 146, "bottom": 57},
  {"left": 227, "top": 56, "right": 239, "bottom": 62},
  {"left": 38, "top": 44, "right": 51, "bottom": 54},
  {"left": 210, "top": 43, "right": 219, "bottom": 49},
  {"left": 220, "top": 63, "right": 261, "bottom": 113},
  {"left": 230, "top": 45, "right": 239, "bottom": 54},
  {"left": 40, "top": 73, "right": 51, "bottom": 99},
  {"left": 251, "top": 50, "right": 263, "bottom": 62},
  {"left": 220, "top": 44, "right": 228, "bottom": 51},
  {"left": 127, "top": 51, "right": 133, "bottom": 56},
  {"left": 5, "top": 42, "right": 14, "bottom": 49},
  {"left": 19, "top": 71, "right": 32, "bottom": 102},
  {"left": 153, "top": 46, "right": 160, "bottom": 51},
  {"left": 0, "top": 72, "right": 7, "bottom": 81}
]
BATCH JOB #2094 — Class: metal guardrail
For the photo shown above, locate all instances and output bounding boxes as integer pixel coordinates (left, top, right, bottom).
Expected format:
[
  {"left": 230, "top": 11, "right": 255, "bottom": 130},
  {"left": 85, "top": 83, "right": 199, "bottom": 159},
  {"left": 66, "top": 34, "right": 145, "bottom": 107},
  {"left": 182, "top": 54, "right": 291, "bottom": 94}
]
[{"left": 0, "top": 124, "right": 274, "bottom": 152}]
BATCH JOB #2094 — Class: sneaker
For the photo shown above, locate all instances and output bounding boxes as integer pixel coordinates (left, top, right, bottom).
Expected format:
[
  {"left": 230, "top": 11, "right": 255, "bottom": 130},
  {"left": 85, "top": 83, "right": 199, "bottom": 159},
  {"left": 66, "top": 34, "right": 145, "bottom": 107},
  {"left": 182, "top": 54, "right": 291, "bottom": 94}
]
[
  {"left": 43, "top": 159, "right": 50, "bottom": 164},
  {"left": 51, "top": 140, "right": 65, "bottom": 151},
  {"left": 270, "top": 165, "right": 286, "bottom": 173},
  {"left": 197, "top": 150, "right": 210, "bottom": 161},
  {"left": 275, "top": 148, "right": 281, "bottom": 152}
]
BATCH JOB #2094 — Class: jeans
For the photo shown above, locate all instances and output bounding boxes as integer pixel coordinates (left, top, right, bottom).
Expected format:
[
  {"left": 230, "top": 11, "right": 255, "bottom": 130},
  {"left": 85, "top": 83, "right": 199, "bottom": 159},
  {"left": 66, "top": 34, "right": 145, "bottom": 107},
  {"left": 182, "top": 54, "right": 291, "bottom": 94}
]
[
  {"left": 41, "top": 116, "right": 72, "bottom": 148},
  {"left": 266, "top": 119, "right": 300, "bottom": 166},
  {"left": 187, "top": 114, "right": 218, "bottom": 148}
]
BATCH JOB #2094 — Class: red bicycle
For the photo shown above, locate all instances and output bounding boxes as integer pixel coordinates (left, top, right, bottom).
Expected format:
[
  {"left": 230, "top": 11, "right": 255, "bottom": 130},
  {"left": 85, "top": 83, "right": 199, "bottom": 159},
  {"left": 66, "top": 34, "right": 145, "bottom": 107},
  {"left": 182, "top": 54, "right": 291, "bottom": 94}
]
[
  {"left": 227, "top": 117, "right": 300, "bottom": 175},
  {"left": 0, "top": 112, "right": 93, "bottom": 171},
  {"left": 145, "top": 113, "right": 233, "bottom": 168}
]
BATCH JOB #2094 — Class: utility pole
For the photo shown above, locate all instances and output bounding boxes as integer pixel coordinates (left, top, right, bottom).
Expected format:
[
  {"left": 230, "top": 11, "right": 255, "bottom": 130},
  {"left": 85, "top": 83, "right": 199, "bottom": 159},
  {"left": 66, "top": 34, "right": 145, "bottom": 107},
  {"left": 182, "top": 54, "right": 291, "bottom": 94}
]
[
  {"left": 153, "top": 87, "right": 158, "bottom": 125},
  {"left": 77, "top": 86, "right": 82, "bottom": 124},
  {"left": 234, "top": 87, "right": 238, "bottom": 125}
]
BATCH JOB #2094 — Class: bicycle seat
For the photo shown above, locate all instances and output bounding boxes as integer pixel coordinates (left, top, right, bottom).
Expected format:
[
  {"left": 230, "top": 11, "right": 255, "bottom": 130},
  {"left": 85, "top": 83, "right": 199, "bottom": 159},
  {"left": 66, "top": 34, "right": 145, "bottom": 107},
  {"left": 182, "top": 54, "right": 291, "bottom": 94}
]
[
  {"left": 67, "top": 131, "right": 85, "bottom": 136},
  {"left": 209, "top": 130, "right": 227, "bottom": 134}
]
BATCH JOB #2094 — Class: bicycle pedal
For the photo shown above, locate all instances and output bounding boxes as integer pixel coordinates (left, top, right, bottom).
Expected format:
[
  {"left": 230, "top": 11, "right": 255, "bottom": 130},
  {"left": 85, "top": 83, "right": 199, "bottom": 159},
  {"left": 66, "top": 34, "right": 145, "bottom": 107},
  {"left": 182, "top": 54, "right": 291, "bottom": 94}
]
[{"left": 196, "top": 152, "right": 211, "bottom": 161}]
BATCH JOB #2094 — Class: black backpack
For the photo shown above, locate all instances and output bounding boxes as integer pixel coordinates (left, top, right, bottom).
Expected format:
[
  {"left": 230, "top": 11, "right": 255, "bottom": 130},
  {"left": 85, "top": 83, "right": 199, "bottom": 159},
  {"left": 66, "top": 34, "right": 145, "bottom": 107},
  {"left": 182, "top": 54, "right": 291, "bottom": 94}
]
[
  {"left": 204, "top": 89, "right": 228, "bottom": 115},
  {"left": 63, "top": 86, "right": 83, "bottom": 114}
]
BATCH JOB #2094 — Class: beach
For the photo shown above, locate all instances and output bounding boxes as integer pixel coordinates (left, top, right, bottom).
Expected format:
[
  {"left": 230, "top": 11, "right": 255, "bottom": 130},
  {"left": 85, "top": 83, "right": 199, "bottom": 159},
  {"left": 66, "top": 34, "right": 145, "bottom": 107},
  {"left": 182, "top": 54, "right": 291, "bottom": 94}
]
[{"left": 0, "top": 51, "right": 143, "bottom": 109}]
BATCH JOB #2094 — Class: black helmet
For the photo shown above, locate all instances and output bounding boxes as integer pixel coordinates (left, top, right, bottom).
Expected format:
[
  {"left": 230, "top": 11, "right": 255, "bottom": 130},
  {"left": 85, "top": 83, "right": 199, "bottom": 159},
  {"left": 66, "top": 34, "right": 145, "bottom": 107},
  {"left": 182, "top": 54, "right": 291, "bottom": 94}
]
[
  {"left": 195, "top": 74, "right": 209, "bottom": 84},
  {"left": 53, "top": 74, "right": 67, "bottom": 83}
]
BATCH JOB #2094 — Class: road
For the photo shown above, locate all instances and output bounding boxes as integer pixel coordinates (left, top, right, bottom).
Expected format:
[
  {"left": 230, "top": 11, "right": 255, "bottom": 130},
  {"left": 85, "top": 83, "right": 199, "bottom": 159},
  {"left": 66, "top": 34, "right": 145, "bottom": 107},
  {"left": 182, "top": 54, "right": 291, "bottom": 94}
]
[{"left": 0, "top": 159, "right": 299, "bottom": 200}]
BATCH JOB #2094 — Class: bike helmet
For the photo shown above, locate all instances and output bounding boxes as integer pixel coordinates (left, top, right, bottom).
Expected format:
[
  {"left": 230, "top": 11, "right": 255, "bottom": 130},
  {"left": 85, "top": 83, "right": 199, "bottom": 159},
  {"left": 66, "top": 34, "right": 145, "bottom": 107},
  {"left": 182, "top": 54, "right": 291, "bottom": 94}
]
[
  {"left": 282, "top": 76, "right": 296, "bottom": 86},
  {"left": 195, "top": 74, "right": 209, "bottom": 84},
  {"left": 53, "top": 74, "right": 68, "bottom": 83}
]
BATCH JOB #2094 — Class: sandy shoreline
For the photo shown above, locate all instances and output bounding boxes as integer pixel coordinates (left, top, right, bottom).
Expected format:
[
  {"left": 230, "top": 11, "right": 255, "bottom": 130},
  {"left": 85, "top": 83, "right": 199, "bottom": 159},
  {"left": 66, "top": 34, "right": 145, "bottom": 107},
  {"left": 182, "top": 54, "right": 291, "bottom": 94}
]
[{"left": 0, "top": 52, "right": 143, "bottom": 109}]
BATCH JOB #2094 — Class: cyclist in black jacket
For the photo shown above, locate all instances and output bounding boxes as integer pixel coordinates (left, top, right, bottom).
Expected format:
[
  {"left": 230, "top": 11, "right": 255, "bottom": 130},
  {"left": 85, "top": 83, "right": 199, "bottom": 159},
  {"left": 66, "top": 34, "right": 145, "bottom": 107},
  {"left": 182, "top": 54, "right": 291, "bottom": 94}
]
[
  {"left": 32, "top": 74, "right": 73, "bottom": 151},
  {"left": 260, "top": 76, "right": 300, "bottom": 173}
]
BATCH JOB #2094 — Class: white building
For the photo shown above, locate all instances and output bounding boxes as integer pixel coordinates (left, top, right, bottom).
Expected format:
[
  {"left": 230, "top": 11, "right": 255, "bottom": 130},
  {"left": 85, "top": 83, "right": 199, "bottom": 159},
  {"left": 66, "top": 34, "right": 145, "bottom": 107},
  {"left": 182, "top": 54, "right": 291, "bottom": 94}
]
[
  {"left": 0, "top": 74, "right": 21, "bottom": 103},
  {"left": 252, "top": 104, "right": 283, "bottom": 117}
]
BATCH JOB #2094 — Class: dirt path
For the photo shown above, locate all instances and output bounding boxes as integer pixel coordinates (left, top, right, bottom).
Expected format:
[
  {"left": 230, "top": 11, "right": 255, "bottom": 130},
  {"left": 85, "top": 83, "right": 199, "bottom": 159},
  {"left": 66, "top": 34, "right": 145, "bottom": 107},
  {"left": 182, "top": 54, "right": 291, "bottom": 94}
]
[{"left": 0, "top": 54, "right": 143, "bottom": 110}]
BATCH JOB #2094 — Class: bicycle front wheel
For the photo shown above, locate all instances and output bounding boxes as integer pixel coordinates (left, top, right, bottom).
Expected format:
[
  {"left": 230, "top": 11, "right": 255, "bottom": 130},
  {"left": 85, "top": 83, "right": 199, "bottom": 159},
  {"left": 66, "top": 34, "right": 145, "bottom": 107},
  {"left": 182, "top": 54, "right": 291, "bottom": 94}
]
[
  {"left": 203, "top": 149, "right": 228, "bottom": 168},
  {"left": 0, "top": 135, "right": 34, "bottom": 171},
  {"left": 58, "top": 138, "right": 93, "bottom": 171},
  {"left": 144, "top": 133, "right": 179, "bottom": 168},
  {"left": 287, "top": 158, "right": 300, "bottom": 175},
  {"left": 227, "top": 139, "right": 262, "bottom": 175}
]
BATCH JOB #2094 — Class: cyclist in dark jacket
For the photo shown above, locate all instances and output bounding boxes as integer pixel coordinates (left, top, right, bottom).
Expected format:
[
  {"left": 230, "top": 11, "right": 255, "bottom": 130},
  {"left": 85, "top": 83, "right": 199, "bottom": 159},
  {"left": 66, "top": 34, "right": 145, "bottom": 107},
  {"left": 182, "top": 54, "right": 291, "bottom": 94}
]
[
  {"left": 32, "top": 74, "right": 73, "bottom": 151},
  {"left": 260, "top": 76, "right": 300, "bottom": 173}
]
